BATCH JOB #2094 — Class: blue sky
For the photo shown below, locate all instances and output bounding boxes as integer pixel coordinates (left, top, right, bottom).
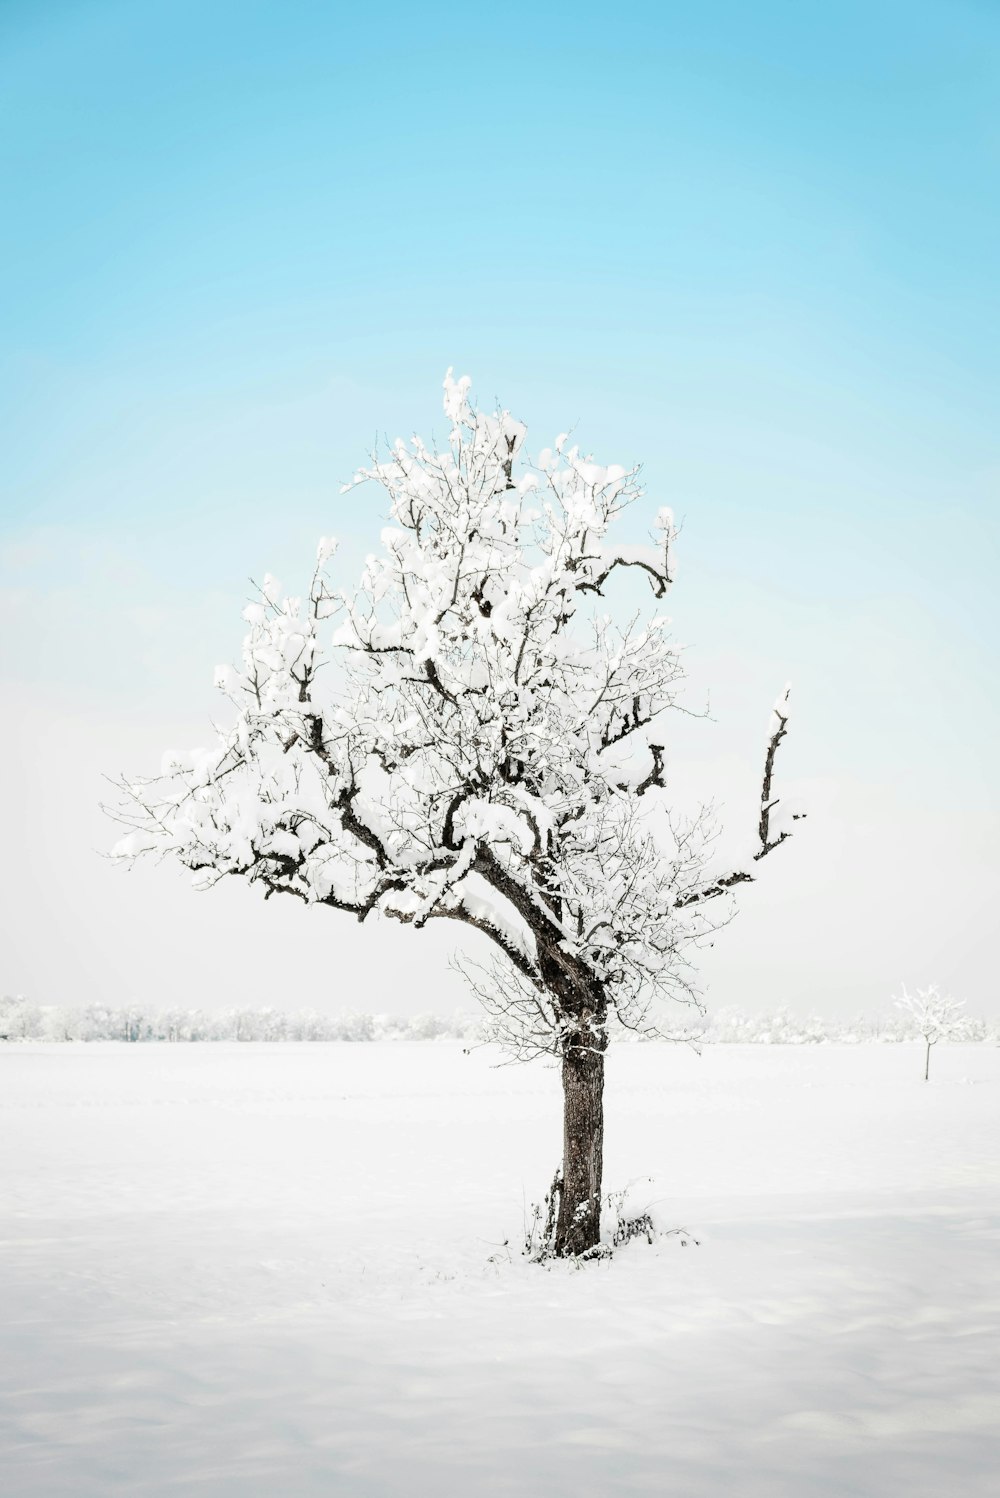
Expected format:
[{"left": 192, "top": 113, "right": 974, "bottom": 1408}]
[{"left": 2, "top": 0, "right": 998, "bottom": 1016}]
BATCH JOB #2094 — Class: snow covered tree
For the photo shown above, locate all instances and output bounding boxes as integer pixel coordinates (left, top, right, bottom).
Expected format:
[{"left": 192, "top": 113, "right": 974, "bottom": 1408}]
[
  {"left": 0, "top": 994, "right": 43, "bottom": 1041},
  {"left": 111, "top": 373, "right": 800, "bottom": 1256},
  {"left": 894, "top": 983, "right": 967, "bottom": 1081}
]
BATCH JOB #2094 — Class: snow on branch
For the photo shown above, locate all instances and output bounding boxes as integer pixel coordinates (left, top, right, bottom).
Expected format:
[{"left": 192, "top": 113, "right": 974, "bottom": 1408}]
[
  {"left": 755, "top": 684, "right": 799, "bottom": 859},
  {"left": 893, "top": 983, "right": 968, "bottom": 1043},
  {"left": 675, "top": 685, "right": 802, "bottom": 910}
]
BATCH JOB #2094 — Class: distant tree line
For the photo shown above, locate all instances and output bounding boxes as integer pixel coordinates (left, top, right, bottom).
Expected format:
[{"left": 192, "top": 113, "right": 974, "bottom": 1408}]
[
  {"left": 702, "top": 1003, "right": 996, "bottom": 1045},
  {"left": 0, "top": 996, "right": 478, "bottom": 1043},
  {"left": 0, "top": 994, "right": 994, "bottom": 1046}
]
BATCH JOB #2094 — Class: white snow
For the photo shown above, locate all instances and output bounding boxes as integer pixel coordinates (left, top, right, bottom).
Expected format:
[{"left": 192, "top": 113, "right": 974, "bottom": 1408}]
[{"left": 2, "top": 1041, "right": 998, "bottom": 1497}]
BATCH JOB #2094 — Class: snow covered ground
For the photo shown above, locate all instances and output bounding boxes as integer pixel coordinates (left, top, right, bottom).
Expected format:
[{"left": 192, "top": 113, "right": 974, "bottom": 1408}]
[{"left": 2, "top": 1041, "right": 998, "bottom": 1497}]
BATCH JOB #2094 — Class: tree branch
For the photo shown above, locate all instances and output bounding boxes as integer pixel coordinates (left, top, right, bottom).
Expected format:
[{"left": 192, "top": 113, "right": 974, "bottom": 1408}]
[{"left": 673, "top": 687, "right": 799, "bottom": 908}]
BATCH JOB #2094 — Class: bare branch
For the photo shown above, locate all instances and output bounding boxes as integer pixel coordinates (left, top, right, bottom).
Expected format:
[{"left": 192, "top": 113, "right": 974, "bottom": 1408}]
[
  {"left": 755, "top": 686, "right": 796, "bottom": 860},
  {"left": 673, "top": 686, "right": 800, "bottom": 908}
]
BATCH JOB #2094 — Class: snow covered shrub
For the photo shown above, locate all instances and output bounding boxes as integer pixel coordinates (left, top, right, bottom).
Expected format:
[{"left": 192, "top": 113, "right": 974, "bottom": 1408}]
[
  {"left": 705, "top": 1007, "right": 832, "bottom": 1044},
  {"left": 525, "top": 1176, "right": 695, "bottom": 1263},
  {"left": 605, "top": 1185, "right": 656, "bottom": 1248},
  {"left": 0, "top": 995, "right": 43, "bottom": 1040},
  {"left": 405, "top": 1012, "right": 450, "bottom": 1040},
  {"left": 330, "top": 1011, "right": 377, "bottom": 1042}
]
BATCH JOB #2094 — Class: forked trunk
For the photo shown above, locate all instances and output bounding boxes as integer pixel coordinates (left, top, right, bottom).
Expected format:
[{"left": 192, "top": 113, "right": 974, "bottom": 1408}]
[{"left": 554, "top": 1042, "right": 605, "bottom": 1256}]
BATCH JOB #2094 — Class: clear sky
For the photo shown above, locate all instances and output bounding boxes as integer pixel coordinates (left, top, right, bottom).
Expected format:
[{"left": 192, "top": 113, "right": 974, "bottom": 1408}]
[{"left": 2, "top": 0, "right": 998, "bottom": 1020}]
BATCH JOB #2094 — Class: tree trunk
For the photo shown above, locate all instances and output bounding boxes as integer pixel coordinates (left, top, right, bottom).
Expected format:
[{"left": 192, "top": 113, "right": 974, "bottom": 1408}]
[
  {"left": 925, "top": 1040, "right": 931, "bottom": 1082},
  {"left": 555, "top": 1041, "right": 605, "bottom": 1256}
]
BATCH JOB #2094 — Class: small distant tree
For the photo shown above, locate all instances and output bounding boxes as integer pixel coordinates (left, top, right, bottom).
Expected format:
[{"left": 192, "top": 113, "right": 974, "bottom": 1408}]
[
  {"left": 0, "top": 994, "right": 43, "bottom": 1041},
  {"left": 894, "top": 983, "right": 967, "bottom": 1080},
  {"left": 110, "top": 373, "right": 801, "bottom": 1256},
  {"left": 119, "top": 1003, "right": 149, "bottom": 1043}
]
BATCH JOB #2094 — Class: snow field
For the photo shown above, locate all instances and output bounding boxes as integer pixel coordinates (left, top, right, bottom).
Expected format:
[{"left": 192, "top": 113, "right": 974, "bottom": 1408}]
[{"left": 2, "top": 1041, "right": 998, "bottom": 1497}]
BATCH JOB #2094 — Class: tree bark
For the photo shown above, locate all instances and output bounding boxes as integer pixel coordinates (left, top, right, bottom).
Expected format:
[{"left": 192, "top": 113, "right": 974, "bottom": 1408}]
[
  {"left": 925, "top": 1040, "right": 931, "bottom": 1082},
  {"left": 555, "top": 1040, "right": 605, "bottom": 1256}
]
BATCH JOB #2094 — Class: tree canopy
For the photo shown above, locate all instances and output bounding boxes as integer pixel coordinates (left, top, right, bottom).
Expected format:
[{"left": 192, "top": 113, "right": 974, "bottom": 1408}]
[{"left": 113, "top": 373, "right": 799, "bottom": 1067}]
